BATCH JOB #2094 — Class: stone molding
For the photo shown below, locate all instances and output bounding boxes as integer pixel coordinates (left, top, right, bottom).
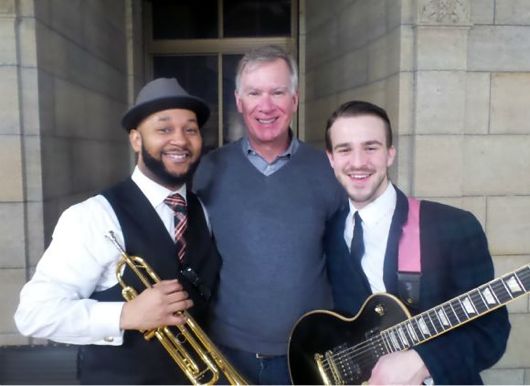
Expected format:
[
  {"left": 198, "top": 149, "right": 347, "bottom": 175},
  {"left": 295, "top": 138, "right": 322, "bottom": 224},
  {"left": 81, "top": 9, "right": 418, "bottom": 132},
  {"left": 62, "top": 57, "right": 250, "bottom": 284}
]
[{"left": 418, "top": 0, "right": 470, "bottom": 25}]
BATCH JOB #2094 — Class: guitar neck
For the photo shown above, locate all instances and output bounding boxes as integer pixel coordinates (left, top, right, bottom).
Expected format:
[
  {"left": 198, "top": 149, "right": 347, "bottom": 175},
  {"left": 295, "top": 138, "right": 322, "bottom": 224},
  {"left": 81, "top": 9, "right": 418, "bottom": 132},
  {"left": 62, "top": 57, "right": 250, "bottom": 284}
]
[{"left": 381, "top": 265, "right": 530, "bottom": 353}]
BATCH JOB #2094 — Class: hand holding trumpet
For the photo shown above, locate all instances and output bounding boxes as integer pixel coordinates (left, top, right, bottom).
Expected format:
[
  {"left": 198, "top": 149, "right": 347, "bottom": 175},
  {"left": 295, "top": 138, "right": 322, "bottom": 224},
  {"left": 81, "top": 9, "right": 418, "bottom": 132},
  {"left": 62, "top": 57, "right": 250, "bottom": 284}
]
[
  {"left": 119, "top": 279, "right": 193, "bottom": 331},
  {"left": 106, "top": 230, "right": 247, "bottom": 385}
]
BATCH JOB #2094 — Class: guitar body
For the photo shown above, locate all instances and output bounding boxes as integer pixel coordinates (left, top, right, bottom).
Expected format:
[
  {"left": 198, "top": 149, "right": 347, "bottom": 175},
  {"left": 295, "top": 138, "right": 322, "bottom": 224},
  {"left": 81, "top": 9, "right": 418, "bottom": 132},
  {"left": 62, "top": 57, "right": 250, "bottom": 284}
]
[
  {"left": 289, "top": 265, "right": 529, "bottom": 384},
  {"left": 288, "top": 293, "right": 411, "bottom": 385}
]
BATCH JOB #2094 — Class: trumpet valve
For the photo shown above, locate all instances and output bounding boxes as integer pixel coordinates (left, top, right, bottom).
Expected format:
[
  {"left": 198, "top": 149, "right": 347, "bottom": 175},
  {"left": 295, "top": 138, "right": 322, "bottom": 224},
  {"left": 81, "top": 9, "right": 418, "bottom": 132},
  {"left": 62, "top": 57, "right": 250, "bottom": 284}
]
[
  {"left": 144, "top": 329, "right": 157, "bottom": 341},
  {"left": 121, "top": 286, "right": 137, "bottom": 302}
]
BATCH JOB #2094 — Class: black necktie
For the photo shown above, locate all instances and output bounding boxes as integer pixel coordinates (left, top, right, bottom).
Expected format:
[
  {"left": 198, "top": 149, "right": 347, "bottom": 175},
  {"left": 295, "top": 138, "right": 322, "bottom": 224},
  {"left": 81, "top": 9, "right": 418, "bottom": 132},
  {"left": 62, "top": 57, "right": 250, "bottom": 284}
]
[{"left": 351, "top": 211, "right": 365, "bottom": 262}]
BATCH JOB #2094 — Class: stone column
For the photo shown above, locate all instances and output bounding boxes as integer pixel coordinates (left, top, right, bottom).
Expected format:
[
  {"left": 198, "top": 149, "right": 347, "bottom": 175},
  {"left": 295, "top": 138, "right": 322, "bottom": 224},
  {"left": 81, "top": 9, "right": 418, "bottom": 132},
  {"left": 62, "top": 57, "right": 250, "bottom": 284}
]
[
  {"left": 410, "top": 0, "right": 471, "bottom": 200},
  {"left": 0, "top": 0, "right": 43, "bottom": 345},
  {"left": 0, "top": 0, "right": 133, "bottom": 346}
]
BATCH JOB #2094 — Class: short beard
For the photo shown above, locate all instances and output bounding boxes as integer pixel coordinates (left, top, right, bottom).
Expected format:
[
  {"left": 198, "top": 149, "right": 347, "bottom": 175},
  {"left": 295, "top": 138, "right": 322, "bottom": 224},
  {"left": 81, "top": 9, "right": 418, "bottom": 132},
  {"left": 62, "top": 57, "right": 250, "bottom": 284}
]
[{"left": 141, "top": 145, "right": 199, "bottom": 188}]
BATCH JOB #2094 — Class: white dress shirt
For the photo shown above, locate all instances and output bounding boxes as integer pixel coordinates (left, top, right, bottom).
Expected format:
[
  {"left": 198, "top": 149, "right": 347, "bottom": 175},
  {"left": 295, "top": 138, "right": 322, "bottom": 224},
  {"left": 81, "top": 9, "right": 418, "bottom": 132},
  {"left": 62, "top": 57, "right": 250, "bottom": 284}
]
[
  {"left": 343, "top": 184, "right": 397, "bottom": 293},
  {"left": 14, "top": 167, "right": 189, "bottom": 346}
]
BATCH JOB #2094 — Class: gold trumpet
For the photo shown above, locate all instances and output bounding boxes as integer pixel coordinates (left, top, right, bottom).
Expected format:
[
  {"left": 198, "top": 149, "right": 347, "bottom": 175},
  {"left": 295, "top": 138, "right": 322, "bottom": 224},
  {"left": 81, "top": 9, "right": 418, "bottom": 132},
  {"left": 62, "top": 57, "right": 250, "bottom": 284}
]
[{"left": 106, "top": 231, "right": 247, "bottom": 385}]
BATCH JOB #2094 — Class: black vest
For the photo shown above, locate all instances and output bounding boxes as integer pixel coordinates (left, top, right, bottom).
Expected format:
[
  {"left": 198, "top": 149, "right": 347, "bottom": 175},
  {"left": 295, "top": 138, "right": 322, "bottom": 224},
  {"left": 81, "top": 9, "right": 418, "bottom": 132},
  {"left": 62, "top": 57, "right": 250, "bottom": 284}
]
[{"left": 77, "top": 178, "right": 221, "bottom": 385}]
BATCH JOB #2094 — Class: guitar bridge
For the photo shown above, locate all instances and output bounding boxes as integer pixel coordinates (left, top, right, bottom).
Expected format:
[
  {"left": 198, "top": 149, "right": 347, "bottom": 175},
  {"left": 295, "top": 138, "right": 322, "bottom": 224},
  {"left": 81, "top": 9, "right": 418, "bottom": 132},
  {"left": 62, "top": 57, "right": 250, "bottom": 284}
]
[
  {"left": 315, "top": 353, "right": 333, "bottom": 385},
  {"left": 314, "top": 351, "right": 344, "bottom": 385}
]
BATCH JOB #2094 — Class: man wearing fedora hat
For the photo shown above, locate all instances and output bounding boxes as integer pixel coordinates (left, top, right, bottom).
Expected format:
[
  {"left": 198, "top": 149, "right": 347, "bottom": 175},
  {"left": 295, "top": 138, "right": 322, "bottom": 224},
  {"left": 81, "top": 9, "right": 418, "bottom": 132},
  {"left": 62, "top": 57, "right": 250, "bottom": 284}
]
[{"left": 15, "top": 78, "right": 221, "bottom": 384}]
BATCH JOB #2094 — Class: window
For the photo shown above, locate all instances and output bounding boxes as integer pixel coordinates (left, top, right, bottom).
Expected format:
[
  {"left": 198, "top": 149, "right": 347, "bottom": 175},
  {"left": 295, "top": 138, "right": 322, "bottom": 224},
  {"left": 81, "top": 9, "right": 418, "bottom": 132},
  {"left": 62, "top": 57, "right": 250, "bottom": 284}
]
[{"left": 144, "top": 0, "right": 298, "bottom": 151}]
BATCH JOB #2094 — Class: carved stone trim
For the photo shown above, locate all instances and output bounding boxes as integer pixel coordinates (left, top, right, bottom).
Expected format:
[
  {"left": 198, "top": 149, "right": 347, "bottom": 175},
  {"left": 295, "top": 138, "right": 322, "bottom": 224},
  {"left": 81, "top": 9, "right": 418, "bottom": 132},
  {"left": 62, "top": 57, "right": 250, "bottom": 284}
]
[{"left": 418, "top": 0, "right": 470, "bottom": 25}]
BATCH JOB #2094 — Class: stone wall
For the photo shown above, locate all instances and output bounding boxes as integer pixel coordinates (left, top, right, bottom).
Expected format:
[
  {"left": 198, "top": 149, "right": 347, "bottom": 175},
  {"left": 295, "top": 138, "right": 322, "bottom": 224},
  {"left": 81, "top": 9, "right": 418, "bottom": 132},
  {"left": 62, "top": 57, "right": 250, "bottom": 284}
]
[
  {"left": 34, "top": 0, "right": 132, "bottom": 243},
  {"left": 0, "top": 0, "right": 133, "bottom": 346},
  {"left": 0, "top": 0, "right": 28, "bottom": 345},
  {"left": 303, "top": 0, "right": 530, "bottom": 383},
  {"left": 1, "top": 0, "right": 528, "bottom": 382},
  {"left": 467, "top": 1, "right": 530, "bottom": 383}
]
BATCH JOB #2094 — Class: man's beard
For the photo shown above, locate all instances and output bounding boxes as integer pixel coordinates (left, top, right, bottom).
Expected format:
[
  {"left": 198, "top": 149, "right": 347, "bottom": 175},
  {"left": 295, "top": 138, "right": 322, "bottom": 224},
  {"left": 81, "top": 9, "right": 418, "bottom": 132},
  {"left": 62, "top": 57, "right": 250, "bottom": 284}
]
[{"left": 141, "top": 145, "right": 199, "bottom": 187}]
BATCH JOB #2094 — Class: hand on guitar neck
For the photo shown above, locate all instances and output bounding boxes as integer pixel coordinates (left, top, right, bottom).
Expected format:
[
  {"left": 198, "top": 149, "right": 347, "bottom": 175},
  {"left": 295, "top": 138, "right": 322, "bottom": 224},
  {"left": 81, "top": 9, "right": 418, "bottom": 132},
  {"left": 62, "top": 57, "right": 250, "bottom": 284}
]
[
  {"left": 368, "top": 350, "right": 430, "bottom": 385},
  {"left": 288, "top": 264, "right": 528, "bottom": 385}
]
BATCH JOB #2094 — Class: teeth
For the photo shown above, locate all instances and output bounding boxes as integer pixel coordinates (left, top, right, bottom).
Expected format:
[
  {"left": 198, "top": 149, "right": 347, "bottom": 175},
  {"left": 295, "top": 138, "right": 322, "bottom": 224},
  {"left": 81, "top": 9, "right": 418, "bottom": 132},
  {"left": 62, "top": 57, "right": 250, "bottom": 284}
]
[
  {"left": 165, "top": 152, "right": 188, "bottom": 160},
  {"left": 349, "top": 174, "right": 369, "bottom": 180},
  {"left": 257, "top": 118, "right": 276, "bottom": 124}
]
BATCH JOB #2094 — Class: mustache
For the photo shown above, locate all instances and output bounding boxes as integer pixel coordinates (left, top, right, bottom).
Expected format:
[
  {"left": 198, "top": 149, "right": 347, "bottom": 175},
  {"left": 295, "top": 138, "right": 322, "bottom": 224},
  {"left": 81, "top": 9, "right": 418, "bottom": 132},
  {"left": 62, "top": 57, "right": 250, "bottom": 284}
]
[
  {"left": 162, "top": 145, "right": 192, "bottom": 154},
  {"left": 344, "top": 167, "right": 373, "bottom": 173},
  {"left": 141, "top": 145, "right": 199, "bottom": 186}
]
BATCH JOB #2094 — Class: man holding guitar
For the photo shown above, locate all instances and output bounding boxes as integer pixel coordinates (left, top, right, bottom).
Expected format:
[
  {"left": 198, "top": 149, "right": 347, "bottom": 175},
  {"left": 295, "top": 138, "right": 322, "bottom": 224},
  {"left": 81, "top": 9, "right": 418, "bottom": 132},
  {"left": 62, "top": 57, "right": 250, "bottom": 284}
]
[{"left": 289, "top": 101, "right": 512, "bottom": 385}]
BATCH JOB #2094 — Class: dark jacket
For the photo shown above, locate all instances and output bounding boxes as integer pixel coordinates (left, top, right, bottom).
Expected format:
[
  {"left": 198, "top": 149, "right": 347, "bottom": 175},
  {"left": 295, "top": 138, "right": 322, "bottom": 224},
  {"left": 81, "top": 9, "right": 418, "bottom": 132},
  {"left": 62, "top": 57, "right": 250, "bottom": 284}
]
[
  {"left": 78, "top": 178, "right": 221, "bottom": 384},
  {"left": 325, "top": 185, "right": 510, "bottom": 385}
]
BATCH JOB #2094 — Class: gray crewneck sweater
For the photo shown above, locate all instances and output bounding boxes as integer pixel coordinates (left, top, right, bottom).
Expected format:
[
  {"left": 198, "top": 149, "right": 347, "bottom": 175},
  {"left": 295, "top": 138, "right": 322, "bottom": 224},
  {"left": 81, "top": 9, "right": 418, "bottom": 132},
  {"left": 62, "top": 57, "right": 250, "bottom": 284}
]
[{"left": 194, "top": 139, "right": 344, "bottom": 354}]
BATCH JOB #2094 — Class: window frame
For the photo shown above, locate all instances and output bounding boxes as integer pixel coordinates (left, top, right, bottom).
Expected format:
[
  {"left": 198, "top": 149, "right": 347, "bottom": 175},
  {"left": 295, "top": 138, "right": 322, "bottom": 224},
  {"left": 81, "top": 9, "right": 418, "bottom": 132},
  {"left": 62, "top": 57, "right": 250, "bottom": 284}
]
[{"left": 142, "top": 0, "right": 299, "bottom": 147}]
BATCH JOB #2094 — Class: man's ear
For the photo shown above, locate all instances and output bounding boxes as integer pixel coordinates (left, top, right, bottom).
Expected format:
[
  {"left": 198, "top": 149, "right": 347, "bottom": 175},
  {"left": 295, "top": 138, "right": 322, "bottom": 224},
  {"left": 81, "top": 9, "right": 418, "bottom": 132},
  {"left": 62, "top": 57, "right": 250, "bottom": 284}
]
[
  {"left": 326, "top": 150, "right": 335, "bottom": 169},
  {"left": 387, "top": 145, "right": 397, "bottom": 168},
  {"left": 288, "top": 90, "right": 299, "bottom": 113},
  {"left": 129, "top": 129, "right": 141, "bottom": 153},
  {"left": 235, "top": 90, "right": 243, "bottom": 113}
]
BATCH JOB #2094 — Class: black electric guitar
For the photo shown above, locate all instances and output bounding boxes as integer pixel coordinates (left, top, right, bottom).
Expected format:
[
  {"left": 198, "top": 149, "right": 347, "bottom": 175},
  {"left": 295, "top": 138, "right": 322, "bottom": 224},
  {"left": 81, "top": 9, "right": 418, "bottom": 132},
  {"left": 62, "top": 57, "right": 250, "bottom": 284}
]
[{"left": 288, "top": 264, "right": 530, "bottom": 385}]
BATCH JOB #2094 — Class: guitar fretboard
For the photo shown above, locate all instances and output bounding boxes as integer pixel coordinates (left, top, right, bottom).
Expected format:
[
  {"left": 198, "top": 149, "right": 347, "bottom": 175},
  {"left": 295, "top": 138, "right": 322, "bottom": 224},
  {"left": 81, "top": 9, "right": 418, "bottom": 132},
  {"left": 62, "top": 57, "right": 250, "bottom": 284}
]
[{"left": 380, "top": 265, "right": 530, "bottom": 353}]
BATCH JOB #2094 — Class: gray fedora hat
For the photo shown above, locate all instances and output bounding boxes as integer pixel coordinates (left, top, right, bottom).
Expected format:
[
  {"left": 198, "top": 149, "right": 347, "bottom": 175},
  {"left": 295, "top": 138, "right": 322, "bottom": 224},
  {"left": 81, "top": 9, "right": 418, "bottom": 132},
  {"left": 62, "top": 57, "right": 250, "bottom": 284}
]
[{"left": 121, "top": 77, "right": 210, "bottom": 131}]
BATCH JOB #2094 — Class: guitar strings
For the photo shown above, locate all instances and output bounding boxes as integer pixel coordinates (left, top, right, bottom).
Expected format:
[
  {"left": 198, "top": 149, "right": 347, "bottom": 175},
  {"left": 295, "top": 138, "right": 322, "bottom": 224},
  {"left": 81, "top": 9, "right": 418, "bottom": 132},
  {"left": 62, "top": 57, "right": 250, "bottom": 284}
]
[
  {"left": 320, "top": 334, "right": 384, "bottom": 378},
  {"left": 318, "top": 267, "right": 530, "bottom": 381},
  {"left": 320, "top": 304, "right": 476, "bottom": 379},
  {"left": 320, "top": 294, "right": 510, "bottom": 379}
]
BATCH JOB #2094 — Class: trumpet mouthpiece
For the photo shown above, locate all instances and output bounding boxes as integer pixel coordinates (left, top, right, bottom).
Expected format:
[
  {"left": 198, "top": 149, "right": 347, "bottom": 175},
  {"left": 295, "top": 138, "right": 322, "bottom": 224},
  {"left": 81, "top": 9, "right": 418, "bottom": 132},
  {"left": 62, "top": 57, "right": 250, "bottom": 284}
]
[{"left": 105, "top": 230, "right": 126, "bottom": 255}]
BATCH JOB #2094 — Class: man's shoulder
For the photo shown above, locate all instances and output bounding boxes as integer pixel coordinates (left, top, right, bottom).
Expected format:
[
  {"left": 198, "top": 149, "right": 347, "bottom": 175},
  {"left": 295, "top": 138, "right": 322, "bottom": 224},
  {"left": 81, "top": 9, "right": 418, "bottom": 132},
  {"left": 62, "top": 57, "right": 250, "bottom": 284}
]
[
  {"left": 296, "top": 141, "right": 327, "bottom": 158},
  {"left": 417, "top": 198, "right": 483, "bottom": 236},
  {"left": 196, "top": 141, "right": 240, "bottom": 174},
  {"left": 396, "top": 186, "right": 473, "bottom": 221},
  {"left": 203, "top": 140, "right": 241, "bottom": 160},
  {"left": 420, "top": 199, "right": 473, "bottom": 219},
  {"left": 53, "top": 194, "right": 116, "bottom": 235},
  {"left": 194, "top": 141, "right": 243, "bottom": 192},
  {"left": 61, "top": 194, "right": 113, "bottom": 217},
  {"left": 393, "top": 186, "right": 482, "bottom": 233},
  {"left": 292, "top": 142, "right": 332, "bottom": 172}
]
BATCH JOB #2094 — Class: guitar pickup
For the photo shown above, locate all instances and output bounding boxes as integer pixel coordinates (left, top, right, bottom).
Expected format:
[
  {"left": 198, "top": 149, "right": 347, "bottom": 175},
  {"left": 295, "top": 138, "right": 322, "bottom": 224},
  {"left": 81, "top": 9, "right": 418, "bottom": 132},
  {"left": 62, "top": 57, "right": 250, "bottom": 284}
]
[{"left": 364, "top": 328, "right": 381, "bottom": 340}]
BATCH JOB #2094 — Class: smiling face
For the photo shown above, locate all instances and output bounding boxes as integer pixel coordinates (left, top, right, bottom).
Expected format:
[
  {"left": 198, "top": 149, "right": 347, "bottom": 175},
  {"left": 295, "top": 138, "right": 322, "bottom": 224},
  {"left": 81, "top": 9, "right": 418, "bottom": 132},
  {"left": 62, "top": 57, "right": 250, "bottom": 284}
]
[
  {"left": 129, "top": 108, "right": 202, "bottom": 190},
  {"left": 326, "top": 115, "right": 396, "bottom": 209},
  {"left": 235, "top": 58, "right": 298, "bottom": 150}
]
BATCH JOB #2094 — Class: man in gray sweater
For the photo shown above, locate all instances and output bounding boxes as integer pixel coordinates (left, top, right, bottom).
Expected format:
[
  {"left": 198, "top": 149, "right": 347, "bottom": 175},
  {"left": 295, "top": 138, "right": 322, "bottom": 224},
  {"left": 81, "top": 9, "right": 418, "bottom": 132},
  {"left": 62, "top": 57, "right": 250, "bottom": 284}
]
[{"left": 193, "top": 45, "right": 345, "bottom": 384}]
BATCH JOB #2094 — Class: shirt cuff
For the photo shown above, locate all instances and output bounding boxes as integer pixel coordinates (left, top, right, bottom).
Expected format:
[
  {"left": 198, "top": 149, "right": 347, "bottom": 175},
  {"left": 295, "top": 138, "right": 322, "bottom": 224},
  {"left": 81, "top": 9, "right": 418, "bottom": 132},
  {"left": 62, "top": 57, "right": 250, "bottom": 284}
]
[{"left": 89, "top": 301, "right": 125, "bottom": 345}]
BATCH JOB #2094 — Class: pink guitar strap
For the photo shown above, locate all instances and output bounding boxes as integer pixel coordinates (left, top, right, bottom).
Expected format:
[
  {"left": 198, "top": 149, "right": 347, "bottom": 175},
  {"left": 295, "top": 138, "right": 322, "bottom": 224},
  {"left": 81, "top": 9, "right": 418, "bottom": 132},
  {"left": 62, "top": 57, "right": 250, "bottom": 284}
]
[
  {"left": 398, "top": 197, "right": 421, "bottom": 273},
  {"left": 397, "top": 197, "right": 422, "bottom": 307}
]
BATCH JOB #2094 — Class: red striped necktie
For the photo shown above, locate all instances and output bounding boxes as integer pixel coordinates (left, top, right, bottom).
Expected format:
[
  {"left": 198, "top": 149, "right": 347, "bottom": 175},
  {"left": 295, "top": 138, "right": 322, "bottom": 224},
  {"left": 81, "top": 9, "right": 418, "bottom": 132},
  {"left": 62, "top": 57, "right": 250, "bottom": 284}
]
[{"left": 164, "top": 193, "right": 187, "bottom": 262}]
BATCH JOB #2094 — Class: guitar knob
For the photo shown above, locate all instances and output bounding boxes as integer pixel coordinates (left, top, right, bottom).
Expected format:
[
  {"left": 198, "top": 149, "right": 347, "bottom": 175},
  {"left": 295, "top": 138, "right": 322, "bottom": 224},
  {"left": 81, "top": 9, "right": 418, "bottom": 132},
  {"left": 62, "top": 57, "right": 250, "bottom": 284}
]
[{"left": 374, "top": 304, "right": 385, "bottom": 316}]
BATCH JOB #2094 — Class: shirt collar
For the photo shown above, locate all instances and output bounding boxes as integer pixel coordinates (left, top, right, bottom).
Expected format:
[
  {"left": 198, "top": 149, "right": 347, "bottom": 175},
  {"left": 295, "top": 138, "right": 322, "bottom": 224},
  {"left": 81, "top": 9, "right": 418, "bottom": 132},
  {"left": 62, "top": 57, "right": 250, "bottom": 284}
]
[
  {"left": 348, "top": 183, "right": 396, "bottom": 227},
  {"left": 242, "top": 130, "right": 299, "bottom": 160},
  {"left": 131, "top": 166, "right": 187, "bottom": 209}
]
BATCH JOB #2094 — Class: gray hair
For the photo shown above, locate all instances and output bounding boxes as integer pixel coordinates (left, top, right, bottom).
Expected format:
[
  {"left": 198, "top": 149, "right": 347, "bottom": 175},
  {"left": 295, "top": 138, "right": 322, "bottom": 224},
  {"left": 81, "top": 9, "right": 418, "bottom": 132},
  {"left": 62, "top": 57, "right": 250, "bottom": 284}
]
[{"left": 235, "top": 45, "right": 298, "bottom": 93}]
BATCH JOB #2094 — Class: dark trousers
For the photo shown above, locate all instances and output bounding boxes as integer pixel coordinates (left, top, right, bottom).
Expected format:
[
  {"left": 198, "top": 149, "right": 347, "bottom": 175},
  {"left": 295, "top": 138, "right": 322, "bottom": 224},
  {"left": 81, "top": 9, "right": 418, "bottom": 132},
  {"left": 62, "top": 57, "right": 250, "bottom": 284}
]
[{"left": 219, "top": 345, "right": 291, "bottom": 385}]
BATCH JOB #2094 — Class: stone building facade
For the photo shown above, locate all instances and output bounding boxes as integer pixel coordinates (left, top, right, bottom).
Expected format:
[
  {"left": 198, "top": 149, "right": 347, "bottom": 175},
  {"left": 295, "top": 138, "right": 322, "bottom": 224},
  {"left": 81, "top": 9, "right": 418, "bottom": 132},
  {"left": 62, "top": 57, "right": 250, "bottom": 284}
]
[{"left": 1, "top": 0, "right": 529, "bottom": 383}]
